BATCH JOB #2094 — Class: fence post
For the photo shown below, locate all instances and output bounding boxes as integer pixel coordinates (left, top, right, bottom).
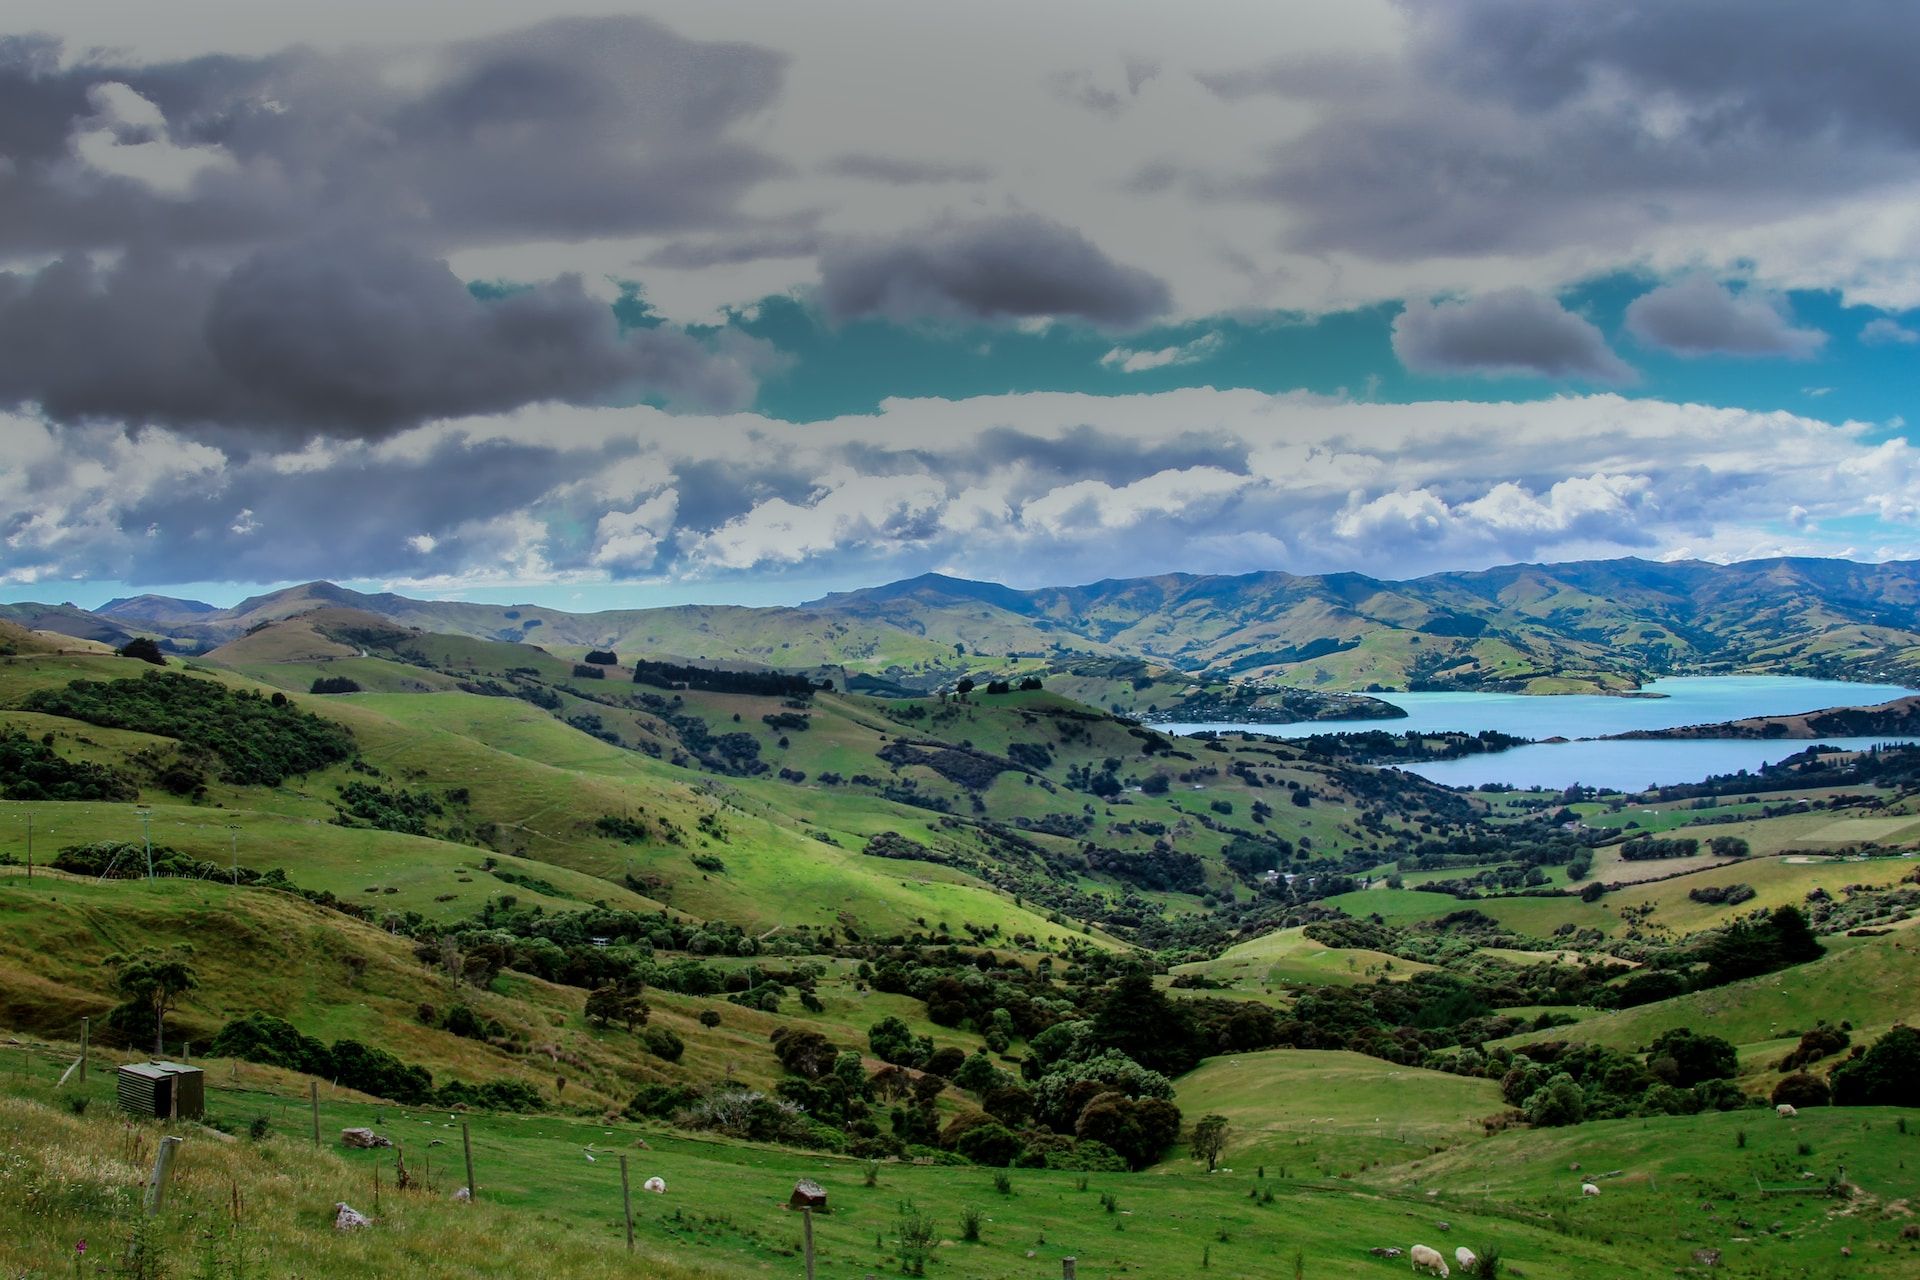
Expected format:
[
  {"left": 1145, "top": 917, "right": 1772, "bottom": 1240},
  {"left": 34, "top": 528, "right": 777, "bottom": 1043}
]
[
  {"left": 1063, "top": 1258, "right": 1078, "bottom": 1280},
  {"left": 461, "top": 1120, "right": 477, "bottom": 1202},
  {"left": 144, "top": 1136, "right": 183, "bottom": 1215},
  {"left": 803, "top": 1205, "right": 816, "bottom": 1280},
  {"left": 79, "top": 1016, "right": 88, "bottom": 1084},
  {"left": 308, "top": 1080, "right": 320, "bottom": 1146},
  {"left": 620, "top": 1154, "right": 634, "bottom": 1254}
]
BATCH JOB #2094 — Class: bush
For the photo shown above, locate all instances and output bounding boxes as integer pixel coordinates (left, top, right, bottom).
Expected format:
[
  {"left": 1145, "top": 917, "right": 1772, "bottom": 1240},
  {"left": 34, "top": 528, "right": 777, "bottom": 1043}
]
[
  {"left": 1772, "top": 1072, "right": 1832, "bottom": 1108},
  {"left": 1830, "top": 1025, "right": 1920, "bottom": 1107},
  {"left": 642, "top": 1026, "right": 685, "bottom": 1062},
  {"left": 208, "top": 1012, "right": 333, "bottom": 1076},
  {"left": 118, "top": 637, "right": 166, "bottom": 665},
  {"left": 953, "top": 1121, "right": 1023, "bottom": 1167}
]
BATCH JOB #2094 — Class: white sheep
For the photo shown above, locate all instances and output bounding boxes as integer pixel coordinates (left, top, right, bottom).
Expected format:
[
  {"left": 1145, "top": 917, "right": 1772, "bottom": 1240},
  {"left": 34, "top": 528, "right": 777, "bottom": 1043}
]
[
  {"left": 1455, "top": 1246, "right": 1478, "bottom": 1272},
  {"left": 1776, "top": 1103, "right": 1798, "bottom": 1117},
  {"left": 643, "top": 1176, "right": 667, "bottom": 1194},
  {"left": 1409, "top": 1243, "right": 1450, "bottom": 1277},
  {"left": 1581, "top": 1182, "right": 1600, "bottom": 1197}
]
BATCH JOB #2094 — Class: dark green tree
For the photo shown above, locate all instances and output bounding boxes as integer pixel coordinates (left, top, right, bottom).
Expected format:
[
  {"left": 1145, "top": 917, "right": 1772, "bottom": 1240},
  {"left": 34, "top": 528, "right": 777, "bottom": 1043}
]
[
  {"left": 108, "top": 949, "right": 197, "bottom": 1054},
  {"left": 1190, "top": 1113, "right": 1230, "bottom": 1172}
]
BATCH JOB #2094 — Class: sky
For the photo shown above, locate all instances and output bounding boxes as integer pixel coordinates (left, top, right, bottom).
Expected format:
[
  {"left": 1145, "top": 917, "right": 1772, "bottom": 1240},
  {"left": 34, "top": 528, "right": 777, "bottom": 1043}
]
[{"left": 1, "top": 0, "right": 1918, "bottom": 612}]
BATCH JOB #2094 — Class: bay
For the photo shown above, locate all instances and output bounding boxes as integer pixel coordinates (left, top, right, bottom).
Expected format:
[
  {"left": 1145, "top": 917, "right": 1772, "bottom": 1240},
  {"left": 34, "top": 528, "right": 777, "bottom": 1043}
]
[{"left": 1159, "top": 675, "right": 1920, "bottom": 791}]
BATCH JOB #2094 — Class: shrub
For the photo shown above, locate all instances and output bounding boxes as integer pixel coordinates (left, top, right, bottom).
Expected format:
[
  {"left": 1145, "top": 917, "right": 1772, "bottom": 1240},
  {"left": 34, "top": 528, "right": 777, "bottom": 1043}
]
[
  {"left": 1830, "top": 1024, "right": 1920, "bottom": 1107},
  {"left": 1772, "top": 1072, "right": 1832, "bottom": 1108},
  {"left": 642, "top": 1026, "right": 685, "bottom": 1062},
  {"left": 118, "top": 637, "right": 166, "bottom": 665}
]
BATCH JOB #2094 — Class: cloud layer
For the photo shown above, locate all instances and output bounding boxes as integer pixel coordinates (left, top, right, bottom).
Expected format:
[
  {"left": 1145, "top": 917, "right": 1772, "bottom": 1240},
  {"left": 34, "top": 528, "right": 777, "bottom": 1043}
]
[{"left": 5, "top": 389, "right": 1914, "bottom": 591}]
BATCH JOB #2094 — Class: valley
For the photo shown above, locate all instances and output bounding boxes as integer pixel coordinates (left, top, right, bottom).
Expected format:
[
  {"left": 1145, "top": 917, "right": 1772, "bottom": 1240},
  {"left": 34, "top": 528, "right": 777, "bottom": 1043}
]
[{"left": 3, "top": 591, "right": 1920, "bottom": 1277}]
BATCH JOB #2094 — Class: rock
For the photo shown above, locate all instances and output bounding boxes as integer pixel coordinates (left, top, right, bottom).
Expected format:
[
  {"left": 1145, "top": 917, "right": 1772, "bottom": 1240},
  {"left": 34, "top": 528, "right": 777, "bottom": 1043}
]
[
  {"left": 453, "top": 1186, "right": 472, "bottom": 1202},
  {"left": 1435, "top": 1221, "right": 1451, "bottom": 1232},
  {"left": 1369, "top": 1247, "right": 1404, "bottom": 1258},
  {"left": 790, "top": 1179, "right": 829, "bottom": 1211},
  {"left": 1692, "top": 1248, "right": 1721, "bottom": 1268},
  {"left": 333, "top": 1203, "right": 373, "bottom": 1230},
  {"left": 340, "top": 1128, "right": 391, "bottom": 1149}
]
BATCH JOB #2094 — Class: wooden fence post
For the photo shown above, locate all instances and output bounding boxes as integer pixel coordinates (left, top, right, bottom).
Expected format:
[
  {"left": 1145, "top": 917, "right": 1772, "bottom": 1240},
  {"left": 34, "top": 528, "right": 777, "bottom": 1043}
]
[
  {"left": 803, "top": 1205, "right": 815, "bottom": 1280},
  {"left": 620, "top": 1154, "right": 634, "bottom": 1254},
  {"left": 143, "top": 1136, "right": 183, "bottom": 1215},
  {"left": 1063, "top": 1258, "right": 1077, "bottom": 1280},
  {"left": 461, "top": 1120, "right": 477, "bottom": 1202},
  {"left": 309, "top": 1080, "right": 320, "bottom": 1146},
  {"left": 79, "top": 1016, "right": 88, "bottom": 1084}
]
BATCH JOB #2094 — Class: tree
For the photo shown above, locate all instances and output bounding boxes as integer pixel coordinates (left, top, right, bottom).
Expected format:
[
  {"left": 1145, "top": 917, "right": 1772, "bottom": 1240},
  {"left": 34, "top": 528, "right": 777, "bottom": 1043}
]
[
  {"left": 109, "top": 949, "right": 197, "bottom": 1054},
  {"left": 869, "top": 1015, "right": 928, "bottom": 1068},
  {"left": 1190, "top": 1113, "right": 1230, "bottom": 1172},
  {"left": 1829, "top": 1025, "right": 1920, "bottom": 1107},
  {"left": 1771, "top": 1072, "right": 1831, "bottom": 1108},
  {"left": 1524, "top": 1072, "right": 1586, "bottom": 1127},
  {"left": 1648, "top": 1028, "right": 1738, "bottom": 1088},
  {"left": 585, "top": 982, "right": 648, "bottom": 1032},
  {"left": 954, "top": 678, "right": 976, "bottom": 695},
  {"left": 117, "top": 637, "right": 166, "bottom": 665}
]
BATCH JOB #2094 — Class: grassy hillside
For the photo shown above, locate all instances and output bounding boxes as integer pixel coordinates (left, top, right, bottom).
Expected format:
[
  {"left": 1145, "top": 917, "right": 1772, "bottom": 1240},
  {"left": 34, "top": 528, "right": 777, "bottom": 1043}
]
[
  {"left": 2, "top": 1050, "right": 1679, "bottom": 1280},
  {"left": 54, "top": 554, "right": 1920, "bottom": 691},
  {"left": 1172, "top": 1049, "right": 1501, "bottom": 1175}
]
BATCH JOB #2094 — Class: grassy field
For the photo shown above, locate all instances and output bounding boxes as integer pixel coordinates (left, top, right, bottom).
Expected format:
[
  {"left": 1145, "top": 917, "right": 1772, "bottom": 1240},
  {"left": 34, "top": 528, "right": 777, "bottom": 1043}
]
[
  {"left": 0, "top": 1047, "right": 1684, "bottom": 1280},
  {"left": 1171, "top": 1049, "right": 1502, "bottom": 1176},
  {"left": 1500, "top": 931, "right": 1920, "bottom": 1066},
  {"left": 1366, "top": 1105, "right": 1920, "bottom": 1276},
  {"left": 1170, "top": 926, "right": 1435, "bottom": 993}
]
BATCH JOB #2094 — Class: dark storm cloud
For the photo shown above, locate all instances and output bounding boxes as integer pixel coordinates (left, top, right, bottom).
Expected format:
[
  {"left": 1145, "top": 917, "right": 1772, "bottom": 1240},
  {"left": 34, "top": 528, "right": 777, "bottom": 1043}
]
[
  {"left": 0, "top": 18, "right": 787, "bottom": 441},
  {"left": 817, "top": 214, "right": 1172, "bottom": 329},
  {"left": 1197, "top": 0, "right": 1920, "bottom": 262},
  {"left": 643, "top": 233, "right": 823, "bottom": 270},
  {"left": 0, "top": 241, "right": 767, "bottom": 440},
  {"left": 0, "top": 17, "right": 787, "bottom": 257},
  {"left": 1624, "top": 277, "right": 1827, "bottom": 358},
  {"left": 1392, "top": 290, "right": 1635, "bottom": 382},
  {"left": 1410, "top": 0, "right": 1920, "bottom": 145},
  {"left": 115, "top": 435, "right": 584, "bottom": 584},
  {"left": 823, "top": 154, "right": 992, "bottom": 185}
]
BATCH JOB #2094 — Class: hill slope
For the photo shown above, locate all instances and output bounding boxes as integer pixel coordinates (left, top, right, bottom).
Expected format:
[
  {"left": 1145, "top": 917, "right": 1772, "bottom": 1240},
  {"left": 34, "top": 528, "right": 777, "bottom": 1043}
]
[{"left": 38, "top": 553, "right": 1920, "bottom": 694}]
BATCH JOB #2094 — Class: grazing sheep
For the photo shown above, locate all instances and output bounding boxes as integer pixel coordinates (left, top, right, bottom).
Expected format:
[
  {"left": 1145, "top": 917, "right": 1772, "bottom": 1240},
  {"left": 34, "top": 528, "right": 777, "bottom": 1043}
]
[
  {"left": 1409, "top": 1243, "right": 1450, "bottom": 1277},
  {"left": 643, "top": 1176, "right": 666, "bottom": 1194},
  {"left": 1581, "top": 1182, "right": 1601, "bottom": 1196},
  {"left": 1455, "top": 1246, "right": 1478, "bottom": 1272},
  {"left": 1777, "top": 1103, "right": 1798, "bottom": 1117}
]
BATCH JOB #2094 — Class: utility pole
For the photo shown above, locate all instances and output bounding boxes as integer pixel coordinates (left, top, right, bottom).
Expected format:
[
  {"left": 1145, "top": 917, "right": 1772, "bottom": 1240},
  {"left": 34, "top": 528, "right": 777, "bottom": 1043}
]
[
  {"left": 23, "top": 812, "right": 30, "bottom": 882},
  {"left": 136, "top": 807, "right": 153, "bottom": 880}
]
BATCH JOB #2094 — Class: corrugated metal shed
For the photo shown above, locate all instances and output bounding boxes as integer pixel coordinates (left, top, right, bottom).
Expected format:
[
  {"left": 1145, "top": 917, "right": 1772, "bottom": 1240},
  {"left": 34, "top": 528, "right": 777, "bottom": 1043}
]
[{"left": 117, "top": 1061, "right": 205, "bottom": 1120}]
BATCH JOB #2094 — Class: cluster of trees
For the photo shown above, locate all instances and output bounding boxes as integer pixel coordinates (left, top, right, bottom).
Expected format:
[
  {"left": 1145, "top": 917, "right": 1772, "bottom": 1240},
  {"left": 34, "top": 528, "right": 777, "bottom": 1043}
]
[
  {"left": 332, "top": 780, "right": 445, "bottom": 836},
  {"left": 208, "top": 1012, "right": 540, "bottom": 1111},
  {"left": 24, "top": 671, "right": 355, "bottom": 785},
  {"left": 1497, "top": 1030, "right": 1746, "bottom": 1126},
  {"left": 0, "top": 728, "right": 137, "bottom": 801},
  {"left": 309, "top": 676, "right": 362, "bottom": 694},
  {"left": 633, "top": 660, "right": 822, "bottom": 698},
  {"left": 1772, "top": 1023, "right": 1920, "bottom": 1109}
]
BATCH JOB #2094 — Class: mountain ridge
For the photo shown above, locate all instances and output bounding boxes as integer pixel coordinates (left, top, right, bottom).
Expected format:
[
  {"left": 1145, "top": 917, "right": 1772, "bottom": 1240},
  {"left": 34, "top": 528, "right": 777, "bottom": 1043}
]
[{"left": 15, "top": 553, "right": 1920, "bottom": 695}]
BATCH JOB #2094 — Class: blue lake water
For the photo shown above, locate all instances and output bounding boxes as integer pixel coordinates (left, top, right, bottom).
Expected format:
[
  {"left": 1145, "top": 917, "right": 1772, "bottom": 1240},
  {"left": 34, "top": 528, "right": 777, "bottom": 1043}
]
[{"left": 1159, "top": 676, "right": 1920, "bottom": 791}]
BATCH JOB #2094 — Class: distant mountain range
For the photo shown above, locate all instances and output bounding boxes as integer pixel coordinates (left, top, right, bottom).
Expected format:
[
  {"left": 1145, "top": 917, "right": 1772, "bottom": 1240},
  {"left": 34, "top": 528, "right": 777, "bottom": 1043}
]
[{"left": 9, "top": 555, "right": 1920, "bottom": 695}]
